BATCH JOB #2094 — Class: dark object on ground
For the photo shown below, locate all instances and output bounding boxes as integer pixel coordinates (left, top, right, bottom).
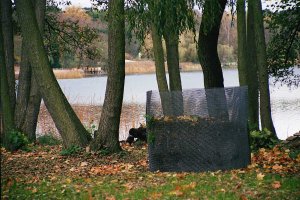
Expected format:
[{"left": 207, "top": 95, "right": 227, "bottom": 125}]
[
  {"left": 146, "top": 87, "right": 250, "bottom": 172},
  {"left": 126, "top": 125, "right": 147, "bottom": 145},
  {"left": 282, "top": 131, "right": 300, "bottom": 149}
]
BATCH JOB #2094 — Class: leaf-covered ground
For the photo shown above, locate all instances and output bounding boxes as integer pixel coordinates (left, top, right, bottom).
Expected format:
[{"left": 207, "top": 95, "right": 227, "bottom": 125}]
[{"left": 1, "top": 143, "right": 300, "bottom": 199}]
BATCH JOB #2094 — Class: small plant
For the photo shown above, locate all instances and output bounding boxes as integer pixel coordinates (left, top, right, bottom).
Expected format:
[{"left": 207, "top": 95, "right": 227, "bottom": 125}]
[
  {"left": 145, "top": 114, "right": 154, "bottom": 128},
  {"left": 37, "top": 134, "right": 61, "bottom": 146},
  {"left": 60, "top": 145, "right": 82, "bottom": 156},
  {"left": 7, "top": 130, "right": 29, "bottom": 151},
  {"left": 250, "top": 128, "right": 278, "bottom": 151},
  {"left": 147, "top": 131, "right": 155, "bottom": 145}
]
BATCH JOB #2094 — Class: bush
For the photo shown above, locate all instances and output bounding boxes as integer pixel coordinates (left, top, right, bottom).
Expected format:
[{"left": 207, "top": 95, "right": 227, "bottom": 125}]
[
  {"left": 37, "top": 134, "right": 61, "bottom": 146},
  {"left": 250, "top": 128, "right": 278, "bottom": 151},
  {"left": 60, "top": 145, "right": 82, "bottom": 156},
  {"left": 8, "top": 130, "right": 29, "bottom": 151}
]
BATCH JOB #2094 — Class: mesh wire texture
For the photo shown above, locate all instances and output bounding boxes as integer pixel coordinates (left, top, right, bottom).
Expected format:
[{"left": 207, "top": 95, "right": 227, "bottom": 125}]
[{"left": 146, "top": 86, "right": 250, "bottom": 172}]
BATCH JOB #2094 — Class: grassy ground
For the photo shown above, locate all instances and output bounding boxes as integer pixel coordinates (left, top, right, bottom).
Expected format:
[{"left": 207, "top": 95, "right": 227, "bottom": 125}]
[{"left": 1, "top": 143, "right": 299, "bottom": 200}]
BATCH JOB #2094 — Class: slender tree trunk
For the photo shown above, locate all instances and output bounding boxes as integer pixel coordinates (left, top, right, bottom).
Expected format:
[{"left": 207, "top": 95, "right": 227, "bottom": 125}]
[
  {"left": 246, "top": 0, "right": 259, "bottom": 130},
  {"left": 197, "top": 0, "right": 227, "bottom": 88},
  {"left": 163, "top": 32, "right": 182, "bottom": 91},
  {"left": 151, "top": 24, "right": 172, "bottom": 115},
  {"left": 1, "top": 0, "right": 15, "bottom": 112},
  {"left": 22, "top": 77, "right": 41, "bottom": 141},
  {"left": 237, "top": 0, "right": 248, "bottom": 86},
  {"left": 151, "top": 24, "right": 168, "bottom": 93},
  {"left": 163, "top": 11, "right": 184, "bottom": 116},
  {"left": 16, "top": 0, "right": 89, "bottom": 148},
  {"left": 252, "top": 0, "right": 277, "bottom": 137},
  {"left": 0, "top": 3, "right": 15, "bottom": 148},
  {"left": 91, "top": 0, "right": 125, "bottom": 152},
  {"left": 197, "top": 0, "right": 228, "bottom": 119},
  {"left": 15, "top": 43, "right": 31, "bottom": 129}
]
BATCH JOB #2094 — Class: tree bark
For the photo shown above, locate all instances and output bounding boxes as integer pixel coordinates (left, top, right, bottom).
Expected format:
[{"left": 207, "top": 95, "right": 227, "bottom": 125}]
[
  {"left": 163, "top": 8, "right": 184, "bottom": 116},
  {"left": 1, "top": 0, "right": 15, "bottom": 112},
  {"left": 197, "top": 0, "right": 228, "bottom": 120},
  {"left": 0, "top": 3, "right": 15, "bottom": 147},
  {"left": 237, "top": 0, "right": 248, "bottom": 86},
  {"left": 197, "top": 0, "right": 227, "bottom": 89},
  {"left": 15, "top": 0, "right": 45, "bottom": 142},
  {"left": 252, "top": 0, "right": 277, "bottom": 137},
  {"left": 151, "top": 24, "right": 172, "bottom": 115},
  {"left": 91, "top": 0, "right": 125, "bottom": 152},
  {"left": 16, "top": 0, "right": 89, "bottom": 147},
  {"left": 15, "top": 43, "right": 31, "bottom": 130},
  {"left": 246, "top": 0, "right": 259, "bottom": 130}
]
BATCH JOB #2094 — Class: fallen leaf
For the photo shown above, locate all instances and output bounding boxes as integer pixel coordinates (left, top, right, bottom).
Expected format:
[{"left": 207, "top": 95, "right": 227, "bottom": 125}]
[
  {"left": 256, "top": 173, "right": 265, "bottom": 181},
  {"left": 80, "top": 162, "right": 88, "bottom": 167},
  {"left": 271, "top": 181, "right": 281, "bottom": 189},
  {"left": 169, "top": 190, "right": 184, "bottom": 196}
]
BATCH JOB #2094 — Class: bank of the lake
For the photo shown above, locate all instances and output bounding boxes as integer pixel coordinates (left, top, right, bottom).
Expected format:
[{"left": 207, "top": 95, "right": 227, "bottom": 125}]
[{"left": 53, "top": 69, "right": 300, "bottom": 140}]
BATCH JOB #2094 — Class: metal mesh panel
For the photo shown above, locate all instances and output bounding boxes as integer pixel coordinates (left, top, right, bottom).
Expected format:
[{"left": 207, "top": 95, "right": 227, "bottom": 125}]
[{"left": 147, "top": 86, "right": 250, "bottom": 172}]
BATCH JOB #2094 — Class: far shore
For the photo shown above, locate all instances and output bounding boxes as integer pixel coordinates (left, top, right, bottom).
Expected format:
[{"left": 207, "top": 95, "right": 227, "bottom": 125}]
[{"left": 14, "top": 60, "right": 237, "bottom": 79}]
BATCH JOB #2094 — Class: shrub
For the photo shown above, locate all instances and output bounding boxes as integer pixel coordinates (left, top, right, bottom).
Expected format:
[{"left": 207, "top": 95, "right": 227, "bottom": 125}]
[
  {"left": 37, "top": 134, "right": 61, "bottom": 146},
  {"left": 60, "top": 145, "right": 82, "bottom": 156},
  {"left": 7, "top": 130, "right": 29, "bottom": 151},
  {"left": 250, "top": 128, "right": 278, "bottom": 151}
]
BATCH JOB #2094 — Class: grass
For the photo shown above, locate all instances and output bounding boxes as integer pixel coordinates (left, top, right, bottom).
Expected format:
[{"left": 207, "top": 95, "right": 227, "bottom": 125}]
[
  {"left": 1, "top": 144, "right": 300, "bottom": 199},
  {"left": 53, "top": 69, "right": 84, "bottom": 79},
  {"left": 125, "top": 60, "right": 202, "bottom": 74},
  {"left": 2, "top": 171, "right": 299, "bottom": 199}
]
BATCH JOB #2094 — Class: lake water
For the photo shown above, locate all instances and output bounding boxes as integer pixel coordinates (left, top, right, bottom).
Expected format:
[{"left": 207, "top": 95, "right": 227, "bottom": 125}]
[{"left": 58, "top": 69, "right": 300, "bottom": 140}]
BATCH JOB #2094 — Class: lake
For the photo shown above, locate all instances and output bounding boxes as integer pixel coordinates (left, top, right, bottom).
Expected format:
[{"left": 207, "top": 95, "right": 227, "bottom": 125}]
[{"left": 58, "top": 69, "right": 300, "bottom": 140}]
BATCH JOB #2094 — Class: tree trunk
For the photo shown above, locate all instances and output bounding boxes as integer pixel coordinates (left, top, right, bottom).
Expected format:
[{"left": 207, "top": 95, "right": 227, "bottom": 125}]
[
  {"left": 0, "top": 3, "right": 15, "bottom": 147},
  {"left": 15, "top": 43, "right": 31, "bottom": 129},
  {"left": 151, "top": 24, "right": 172, "bottom": 115},
  {"left": 237, "top": 0, "right": 248, "bottom": 86},
  {"left": 246, "top": 0, "right": 259, "bottom": 130},
  {"left": 22, "top": 77, "right": 41, "bottom": 142},
  {"left": 197, "top": 0, "right": 228, "bottom": 120},
  {"left": 252, "top": 0, "right": 277, "bottom": 137},
  {"left": 1, "top": 0, "right": 15, "bottom": 112},
  {"left": 15, "top": 0, "right": 45, "bottom": 142},
  {"left": 197, "top": 0, "right": 227, "bottom": 88},
  {"left": 91, "top": 0, "right": 125, "bottom": 152},
  {"left": 163, "top": 12, "right": 183, "bottom": 116},
  {"left": 16, "top": 0, "right": 89, "bottom": 148}
]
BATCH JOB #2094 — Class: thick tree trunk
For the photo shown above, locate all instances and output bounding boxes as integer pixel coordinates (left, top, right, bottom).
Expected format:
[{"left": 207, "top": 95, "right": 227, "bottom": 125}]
[
  {"left": 91, "top": 0, "right": 125, "bottom": 152},
  {"left": 16, "top": 0, "right": 89, "bottom": 147},
  {"left": 15, "top": 0, "right": 45, "bottom": 142},
  {"left": 197, "top": 0, "right": 228, "bottom": 119},
  {"left": 246, "top": 0, "right": 259, "bottom": 130},
  {"left": 237, "top": 0, "right": 248, "bottom": 86},
  {"left": 197, "top": 0, "right": 227, "bottom": 88},
  {"left": 0, "top": 3, "right": 15, "bottom": 147},
  {"left": 1, "top": 0, "right": 15, "bottom": 112},
  {"left": 151, "top": 24, "right": 172, "bottom": 115},
  {"left": 252, "top": 0, "right": 277, "bottom": 137}
]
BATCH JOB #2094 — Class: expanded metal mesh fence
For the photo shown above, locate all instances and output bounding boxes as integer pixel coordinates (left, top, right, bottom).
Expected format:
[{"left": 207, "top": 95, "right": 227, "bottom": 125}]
[{"left": 146, "top": 86, "right": 250, "bottom": 172}]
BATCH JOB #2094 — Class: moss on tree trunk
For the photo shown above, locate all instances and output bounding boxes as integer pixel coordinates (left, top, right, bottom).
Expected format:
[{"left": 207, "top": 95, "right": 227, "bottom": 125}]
[
  {"left": 91, "top": 0, "right": 125, "bottom": 153},
  {"left": 16, "top": 0, "right": 89, "bottom": 148},
  {"left": 246, "top": 0, "right": 259, "bottom": 130},
  {"left": 0, "top": 3, "right": 15, "bottom": 148},
  {"left": 252, "top": 0, "right": 277, "bottom": 137}
]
